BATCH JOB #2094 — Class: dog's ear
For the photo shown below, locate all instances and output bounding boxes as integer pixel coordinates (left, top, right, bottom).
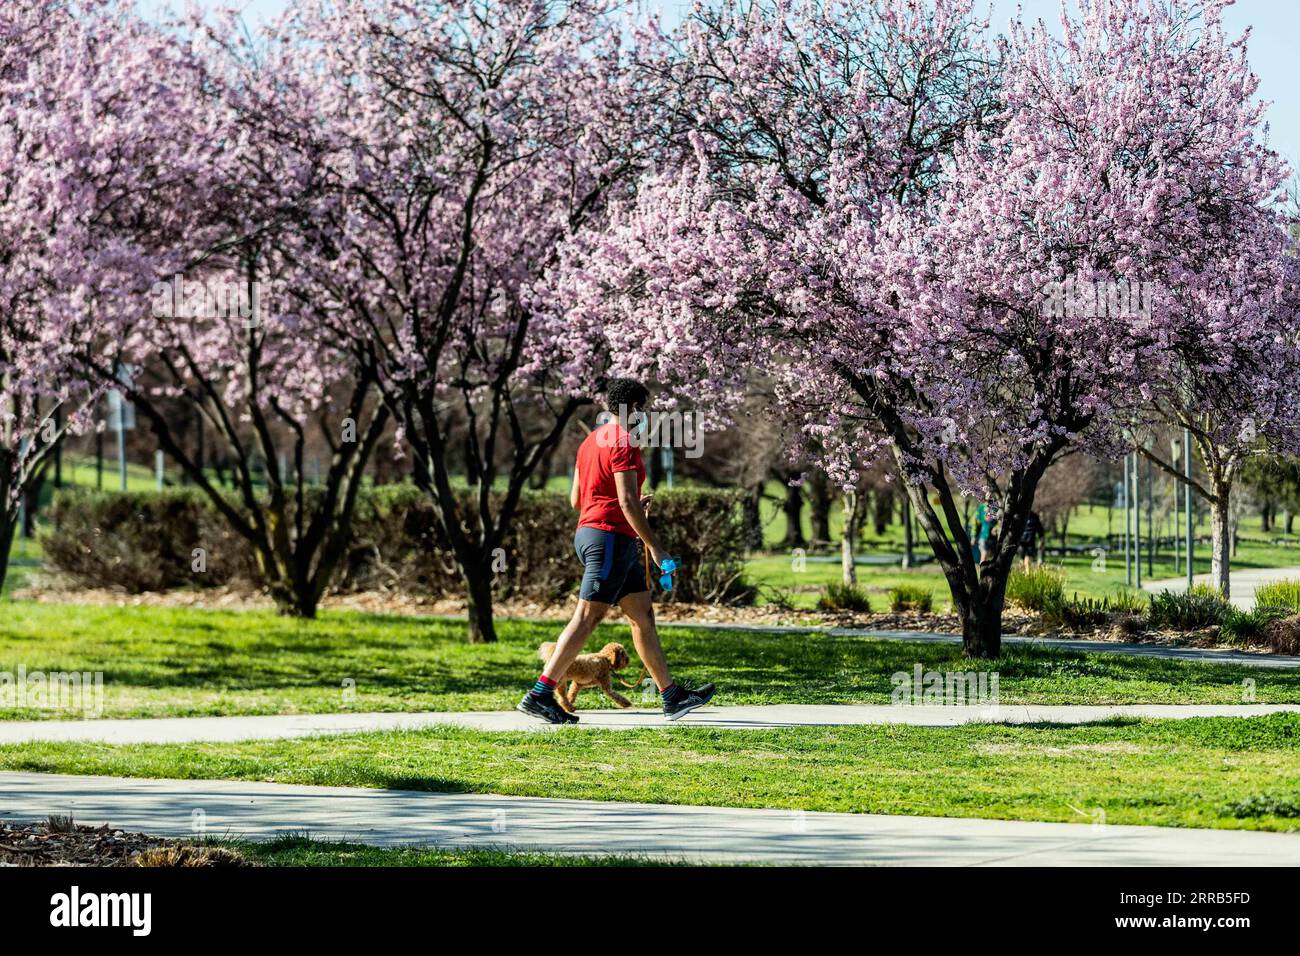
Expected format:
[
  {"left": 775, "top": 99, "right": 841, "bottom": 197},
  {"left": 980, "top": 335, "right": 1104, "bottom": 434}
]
[{"left": 615, "top": 644, "right": 629, "bottom": 670}]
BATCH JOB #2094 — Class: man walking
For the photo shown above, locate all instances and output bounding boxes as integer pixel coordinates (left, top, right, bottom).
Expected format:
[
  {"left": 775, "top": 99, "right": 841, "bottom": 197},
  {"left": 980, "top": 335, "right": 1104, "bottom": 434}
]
[{"left": 517, "top": 378, "right": 716, "bottom": 724}]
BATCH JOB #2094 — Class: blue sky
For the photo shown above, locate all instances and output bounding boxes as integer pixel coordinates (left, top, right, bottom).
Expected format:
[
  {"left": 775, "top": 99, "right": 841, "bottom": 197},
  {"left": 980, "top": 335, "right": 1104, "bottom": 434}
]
[{"left": 138, "top": 0, "right": 1300, "bottom": 171}]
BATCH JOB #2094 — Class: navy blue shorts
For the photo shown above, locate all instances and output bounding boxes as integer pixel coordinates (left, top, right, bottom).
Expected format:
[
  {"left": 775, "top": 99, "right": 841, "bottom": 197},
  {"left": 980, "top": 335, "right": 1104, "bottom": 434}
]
[{"left": 575, "top": 527, "right": 648, "bottom": 604}]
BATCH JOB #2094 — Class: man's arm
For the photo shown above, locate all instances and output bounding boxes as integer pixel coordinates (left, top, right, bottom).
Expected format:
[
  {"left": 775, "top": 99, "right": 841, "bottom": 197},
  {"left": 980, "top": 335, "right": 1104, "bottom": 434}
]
[
  {"left": 570, "top": 465, "right": 581, "bottom": 510},
  {"left": 614, "top": 470, "right": 670, "bottom": 568}
]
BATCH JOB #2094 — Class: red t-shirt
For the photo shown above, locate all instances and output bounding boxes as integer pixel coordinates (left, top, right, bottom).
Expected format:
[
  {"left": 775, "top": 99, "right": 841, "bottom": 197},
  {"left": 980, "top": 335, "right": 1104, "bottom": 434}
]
[{"left": 575, "top": 421, "right": 645, "bottom": 537}]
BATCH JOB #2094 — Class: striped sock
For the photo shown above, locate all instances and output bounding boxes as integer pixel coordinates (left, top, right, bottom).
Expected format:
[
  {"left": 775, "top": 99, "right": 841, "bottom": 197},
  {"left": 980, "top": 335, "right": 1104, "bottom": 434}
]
[
  {"left": 528, "top": 674, "right": 557, "bottom": 699},
  {"left": 661, "top": 682, "right": 685, "bottom": 704}
]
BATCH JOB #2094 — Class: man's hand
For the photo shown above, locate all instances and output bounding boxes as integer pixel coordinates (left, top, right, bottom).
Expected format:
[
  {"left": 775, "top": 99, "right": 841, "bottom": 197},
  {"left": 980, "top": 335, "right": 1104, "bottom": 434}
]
[{"left": 649, "top": 543, "right": 673, "bottom": 571}]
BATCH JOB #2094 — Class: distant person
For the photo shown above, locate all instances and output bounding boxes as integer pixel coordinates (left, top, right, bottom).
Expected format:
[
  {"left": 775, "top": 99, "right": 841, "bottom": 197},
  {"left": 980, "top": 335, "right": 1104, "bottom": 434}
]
[
  {"left": 975, "top": 503, "right": 997, "bottom": 563},
  {"left": 1019, "top": 510, "right": 1045, "bottom": 571},
  {"left": 517, "top": 378, "right": 716, "bottom": 725}
]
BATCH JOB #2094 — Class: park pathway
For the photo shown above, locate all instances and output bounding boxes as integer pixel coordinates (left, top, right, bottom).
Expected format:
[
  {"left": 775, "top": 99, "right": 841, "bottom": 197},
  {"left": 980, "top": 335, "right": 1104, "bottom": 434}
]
[
  {"left": 1142, "top": 564, "right": 1300, "bottom": 610},
  {"left": 1, "top": 703, "right": 1297, "bottom": 744},
  {"left": 1, "top": 771, "right": 1295, "bottom": 866}
]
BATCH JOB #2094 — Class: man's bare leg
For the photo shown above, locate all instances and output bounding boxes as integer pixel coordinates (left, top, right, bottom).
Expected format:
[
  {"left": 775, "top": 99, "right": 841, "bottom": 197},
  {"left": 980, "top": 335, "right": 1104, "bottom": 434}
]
[
  {"left": 617, "top": 590, "right": 671, "bottom": 690},
  {"left": 541, "top": 599, "right": 611, "bottom": 682}
]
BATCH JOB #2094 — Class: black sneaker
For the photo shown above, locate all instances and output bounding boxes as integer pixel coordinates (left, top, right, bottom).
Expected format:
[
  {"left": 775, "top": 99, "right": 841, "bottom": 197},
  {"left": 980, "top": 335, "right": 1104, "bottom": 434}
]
[
  {"left": 662, "top": 680, "right": 716, "bottom": 721},
  {"left": 517, "top": 692, "right": 579, "bottom": 724}
]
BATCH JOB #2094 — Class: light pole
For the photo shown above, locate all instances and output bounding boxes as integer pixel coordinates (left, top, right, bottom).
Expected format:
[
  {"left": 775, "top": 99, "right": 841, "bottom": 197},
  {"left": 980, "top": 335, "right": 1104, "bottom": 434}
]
[
  {"left": 1184, "top": 428, "right": 1194, "bottom": 589},
  {"left": 1146, "top": 454, "right": 1154, "bottom": 578},
  {"left": 1123, "top": 454, "right": 1132, "bottom": 586},
  {"left": 1133, "top": 450, "right": 1142, "bottom": 590},
  {"left": 1172, "top": 438, "right": 1181, "bottom": 574},
  {"left": 115, "top": 391, "right": 127, "bottom": 492}
]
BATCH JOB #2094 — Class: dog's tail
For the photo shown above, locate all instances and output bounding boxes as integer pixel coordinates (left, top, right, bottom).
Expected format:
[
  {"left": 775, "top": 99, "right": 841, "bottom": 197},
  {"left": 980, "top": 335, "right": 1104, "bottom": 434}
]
[
  {"left": 617, "top": 666, "right": 649, "bottom": 689},
  {"left": 537, "top": 642, "right": 557, "bottom": 664}
]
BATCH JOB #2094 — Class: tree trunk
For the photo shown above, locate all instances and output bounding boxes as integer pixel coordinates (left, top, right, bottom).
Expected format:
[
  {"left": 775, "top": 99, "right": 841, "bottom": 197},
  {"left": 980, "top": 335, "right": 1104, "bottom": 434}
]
[
  {"left": 0, "top": 512, "right": 16, "bottom": 595},
  {"left": 465, "top": 569, "right": 498, "bottom": 644},
  {"left": 808, "top": 470, "right": 832, "bottom": 547},
  {"left": 21, "top": 483, "right": 38, "bottom": 539},
  {"left": 872, "top": 489, "right": 891, "bottom": 536},
  {"left": 958, "top": 598, "right": 1002, "bottom": 659},
  {"left": 841, "top": 490, "right": 860, "bottom": 584},
  {"left": 1209, "top": 487, "right": 1232, "bottom": 597},
  {"left": 1288, "top": 511, "right": 1295, "bottom": 535},
  {"left": 529, "top": 445, "right": 556, "bottom": 490},
  {"left": 743, "top": 481, "right": 764, "bottom": 550},
  {"left": 780, "top": 480, "right": 806, "bottom": 550},
  {"left": 266, "top": 574, "right": 319, "bottom": 618},
  {"left": 890, "top": 448, "right": 1053, "bottom": 660},
  {"left": 951, "top": 533, "right": 1018, "bottom": 659},
  {"left": 901, "top": 496, "right": 914, "bottom": 569}
]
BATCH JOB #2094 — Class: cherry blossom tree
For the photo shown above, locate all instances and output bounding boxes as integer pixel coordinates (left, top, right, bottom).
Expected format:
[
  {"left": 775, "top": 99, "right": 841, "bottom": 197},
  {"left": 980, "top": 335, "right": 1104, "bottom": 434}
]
[
  {"left": 556, "top": 0, "right": 1295, "bottom": 656},
  {"left": 0, "top": 0, "right": 211, "bottom": 591},
  {"left": 231, "top": 0, "right": 675, "bottom": 640},
  {"left": 1137, "top": 171, "right": 1300, "bottom": 593},
  {"left": 0, "top": 0, "right": 396, "bottom": 618},
  {"left": 78, "top": 4, "right": 398, "bottom": 618}
]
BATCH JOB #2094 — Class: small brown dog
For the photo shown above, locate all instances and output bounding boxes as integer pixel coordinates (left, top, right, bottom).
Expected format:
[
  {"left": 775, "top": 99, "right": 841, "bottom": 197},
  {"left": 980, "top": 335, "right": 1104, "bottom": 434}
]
[{"left": 537, "top": 641, "right": 636, "bottom": 712}]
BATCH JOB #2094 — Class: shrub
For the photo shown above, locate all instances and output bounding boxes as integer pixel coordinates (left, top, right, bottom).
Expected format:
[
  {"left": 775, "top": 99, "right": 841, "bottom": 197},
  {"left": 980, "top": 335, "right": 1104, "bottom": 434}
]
[
  {"left": 1005, "top": 566, "right": 1065, "bottom": 612},
  {"left": 1262, "top": 614, "right": 1300, "bottom": 655},
  {"left": 1147, "top": 586, "right": 1231, "bottom": 631},
  {"left": 41, "top": 489, "right": 258, "bottom": 592},
  {"left": 1107, "top": 589, "right": 1149, "bottom": 615},
  {"left": 42, "top": 484, "right": 754, "bottom": 605},
  {"left": 644, "top": 487, "right": 755, "bottom": 604},
  {"left": 1254, "top": 579, "right": 1300, "bottom": 615},
  {"left": 1040, "top": 593, "right": 1102, "bottom": 629},
  {"left": 133, "top": 845, "right": 255, "bottom": 867},
  {"left": 1112, "top": 609, "right": 1147, "bottom": 638},
  {"left": 1038, "top": 589, "right": 1148, "bottom": 632},
  {"left": 887, "top": 583, "right": 933, "bottom": 613},
  {"left": 756, "top": 583, "right": 797, "bottom": 611},
  {"left": 340, "top": 484, "right": 583, "bottom": 603},
  {"left": 1040, "top": 592, "right": 1131, "bottom": 630},
  {"left": 1220, "top": 606, "right": 1289, "bottom": 644},
  {"left": 817, "top": 581, "right": 872, "bottom": 613}
]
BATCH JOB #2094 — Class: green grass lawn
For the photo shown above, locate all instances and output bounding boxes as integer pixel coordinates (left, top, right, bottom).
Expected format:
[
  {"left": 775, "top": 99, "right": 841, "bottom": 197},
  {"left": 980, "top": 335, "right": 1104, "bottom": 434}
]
[
  {"left": 5, "top": 715, "right": 1298, "bottom": 832},
  {"left": 1, "top": 602, "right": 1296, "bottom": 720}
]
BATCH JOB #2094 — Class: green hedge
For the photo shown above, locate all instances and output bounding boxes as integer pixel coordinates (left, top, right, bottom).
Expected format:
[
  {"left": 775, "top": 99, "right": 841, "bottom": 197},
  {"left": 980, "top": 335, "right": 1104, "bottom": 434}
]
[
  {"left": 42, "top": 489, "right": 258, "bottom": 591},
  {"left": 338, "top": 484, "right": 584, "bottom": 602},
  {"left": 40, "top": 483, "right": 752, "bottom": 605}
]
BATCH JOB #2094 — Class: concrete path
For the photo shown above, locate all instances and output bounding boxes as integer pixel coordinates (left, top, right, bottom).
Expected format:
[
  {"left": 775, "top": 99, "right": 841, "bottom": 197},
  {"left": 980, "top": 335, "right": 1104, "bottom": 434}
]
[
  {"left": 1, "top": 772, "right": 1295, "bottom": 866},
  {"left": 664, "top": 621, "right": 1300, "bottom": 668},
  {"left": 2, "top": 703, "right": 1297, "bottom": 744},
  {"left": 1143, "top": 565, "right": 1300, "bottom": 610}
]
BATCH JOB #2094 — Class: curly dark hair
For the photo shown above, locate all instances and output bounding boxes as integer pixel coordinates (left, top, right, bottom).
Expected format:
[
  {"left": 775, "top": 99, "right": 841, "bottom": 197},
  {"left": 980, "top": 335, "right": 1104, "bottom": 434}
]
[{"left": 604, "top": 377, "right": 649, "bottom": 411}]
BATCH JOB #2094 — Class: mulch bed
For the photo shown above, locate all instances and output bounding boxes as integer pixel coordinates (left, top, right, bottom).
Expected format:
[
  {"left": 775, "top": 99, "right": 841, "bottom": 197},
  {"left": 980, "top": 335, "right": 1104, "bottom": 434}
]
[{"left": 0, "top": 819, "right": 250, "bottom": 867}]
